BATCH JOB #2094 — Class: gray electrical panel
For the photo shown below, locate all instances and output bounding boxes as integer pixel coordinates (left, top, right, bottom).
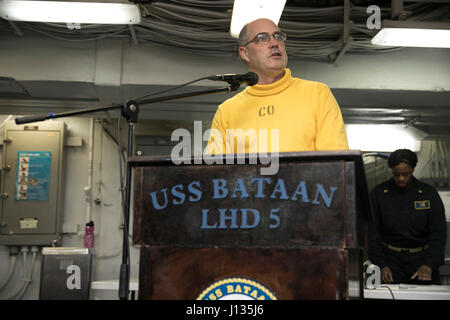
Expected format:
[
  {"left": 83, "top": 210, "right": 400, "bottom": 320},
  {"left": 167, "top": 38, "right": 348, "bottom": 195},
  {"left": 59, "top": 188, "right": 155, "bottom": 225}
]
[{"left": 0, "top": 120, "right": 66, "bottom": 245}]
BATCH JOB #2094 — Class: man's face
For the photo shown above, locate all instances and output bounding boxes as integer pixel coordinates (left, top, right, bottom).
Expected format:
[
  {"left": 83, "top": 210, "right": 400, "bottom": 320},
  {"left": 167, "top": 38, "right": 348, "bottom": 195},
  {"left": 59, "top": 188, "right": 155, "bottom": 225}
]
[
  {"left": 392, "top": 162, "right": 414, "bottom": 188},
  {"left": 239, "top": 19, "right": 288, "bottom": 78}
]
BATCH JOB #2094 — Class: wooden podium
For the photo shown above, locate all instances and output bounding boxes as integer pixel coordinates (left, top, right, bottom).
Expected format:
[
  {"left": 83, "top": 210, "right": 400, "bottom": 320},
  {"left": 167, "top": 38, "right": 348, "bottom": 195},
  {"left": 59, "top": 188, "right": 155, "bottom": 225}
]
[{"left": 130, "top": 151, "right": 370, "bottom": 300}]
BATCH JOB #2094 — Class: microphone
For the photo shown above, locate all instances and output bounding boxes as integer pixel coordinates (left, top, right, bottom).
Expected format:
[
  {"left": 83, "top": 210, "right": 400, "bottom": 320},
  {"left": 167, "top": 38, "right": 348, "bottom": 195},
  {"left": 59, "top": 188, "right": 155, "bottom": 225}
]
[
  {"left": 376, "top": 152, "right": 389, "bottom": 159},
  {"left": 15, "top": 113, "right": 54, "bottom": 125},
  {"left": 207, "top": 72, "right": 258, "bottom": 86}
]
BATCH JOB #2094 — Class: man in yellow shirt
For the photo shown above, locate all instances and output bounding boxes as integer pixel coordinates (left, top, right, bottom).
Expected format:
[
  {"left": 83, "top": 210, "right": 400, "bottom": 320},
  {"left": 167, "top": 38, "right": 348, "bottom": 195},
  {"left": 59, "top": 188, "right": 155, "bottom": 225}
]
[{"left": 205, "top": 18, "right": 348, "bottom": 155}]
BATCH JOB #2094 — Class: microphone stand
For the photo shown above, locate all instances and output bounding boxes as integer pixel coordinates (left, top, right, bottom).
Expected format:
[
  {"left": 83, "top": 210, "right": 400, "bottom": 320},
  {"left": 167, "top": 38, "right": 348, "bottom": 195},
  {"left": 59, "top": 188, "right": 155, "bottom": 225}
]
[{"left": 15, "top": 81, "right": 243, "bottom": 300}]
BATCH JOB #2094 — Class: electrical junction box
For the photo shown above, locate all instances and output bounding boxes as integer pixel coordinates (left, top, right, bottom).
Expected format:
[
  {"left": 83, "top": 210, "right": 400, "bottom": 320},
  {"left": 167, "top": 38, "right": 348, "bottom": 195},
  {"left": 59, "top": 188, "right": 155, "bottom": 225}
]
[{"left": 0, "top": 120, "right": 66, "bottom": 245}]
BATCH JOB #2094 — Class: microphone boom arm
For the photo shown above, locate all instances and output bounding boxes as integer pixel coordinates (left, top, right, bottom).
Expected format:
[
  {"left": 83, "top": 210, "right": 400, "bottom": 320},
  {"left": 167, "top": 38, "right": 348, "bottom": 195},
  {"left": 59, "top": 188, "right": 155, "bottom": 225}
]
[
  {"left": 15, "top": 85, "right": 238, "bottom": 125},
  {"left": 13, "top": 81, "right": 242, "bottom": 301}
]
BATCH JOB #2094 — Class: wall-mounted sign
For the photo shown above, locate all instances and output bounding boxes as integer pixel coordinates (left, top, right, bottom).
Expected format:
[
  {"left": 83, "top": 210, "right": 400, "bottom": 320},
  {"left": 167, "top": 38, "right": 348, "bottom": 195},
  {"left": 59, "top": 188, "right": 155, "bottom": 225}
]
[{"left": 15, "top": 151, "right": 51, "bottom": 201}]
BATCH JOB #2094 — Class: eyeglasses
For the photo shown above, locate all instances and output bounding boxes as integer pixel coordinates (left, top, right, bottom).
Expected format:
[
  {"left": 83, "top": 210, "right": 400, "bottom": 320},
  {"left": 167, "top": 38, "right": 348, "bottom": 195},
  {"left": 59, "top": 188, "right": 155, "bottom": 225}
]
[{"left": 244, "top": 31, "right": 287, "bottom": 46}]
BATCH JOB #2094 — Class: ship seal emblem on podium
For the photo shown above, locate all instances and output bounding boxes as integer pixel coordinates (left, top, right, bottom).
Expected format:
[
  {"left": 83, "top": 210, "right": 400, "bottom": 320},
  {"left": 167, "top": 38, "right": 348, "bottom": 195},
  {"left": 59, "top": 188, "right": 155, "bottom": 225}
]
[{"left": 197, "top": 277, "right": 278, "bottom": 300}]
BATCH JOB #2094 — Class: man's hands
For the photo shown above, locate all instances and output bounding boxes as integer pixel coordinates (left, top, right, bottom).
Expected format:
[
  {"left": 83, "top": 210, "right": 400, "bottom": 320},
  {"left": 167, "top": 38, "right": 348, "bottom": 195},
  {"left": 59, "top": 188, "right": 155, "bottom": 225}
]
[
  {"left": 381, "top": 266, "right": 394, "bottom": 283},
  {"left": 411, "top": 265, "right": 432, "bottom": 281},
  {"left": 381, "top": 265, "right": 432, "bottom": 283}
]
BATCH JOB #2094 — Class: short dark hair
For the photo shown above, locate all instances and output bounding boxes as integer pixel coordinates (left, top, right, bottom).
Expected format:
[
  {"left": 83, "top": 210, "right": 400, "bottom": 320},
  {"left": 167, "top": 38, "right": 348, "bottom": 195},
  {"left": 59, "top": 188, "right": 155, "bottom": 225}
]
[{"left": 387, "top": 149, "right": 418, "bottom": 168}]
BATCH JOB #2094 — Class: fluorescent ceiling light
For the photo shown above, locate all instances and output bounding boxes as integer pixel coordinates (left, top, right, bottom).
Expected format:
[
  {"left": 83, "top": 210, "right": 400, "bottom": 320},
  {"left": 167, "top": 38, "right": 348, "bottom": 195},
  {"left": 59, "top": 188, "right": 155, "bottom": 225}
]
[
  {"left": 371, "top": 20, "right": 450, "bottom": 48},
  {"left": 0, "top": 0, "right": 141, "bottom": 24},
  {"left": 230, "top": 0, "right": 286, "bottom": 38},
  {"left": 345, "top": 124, "right": 427, "bottom": 152}
]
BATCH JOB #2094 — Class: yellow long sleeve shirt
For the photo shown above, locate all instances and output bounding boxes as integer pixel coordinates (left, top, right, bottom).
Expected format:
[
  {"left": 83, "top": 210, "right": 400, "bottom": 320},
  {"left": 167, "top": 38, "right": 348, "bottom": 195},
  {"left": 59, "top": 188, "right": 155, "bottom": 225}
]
[{"left": 205, "top": 68, "right": 349, "bottom": 154}]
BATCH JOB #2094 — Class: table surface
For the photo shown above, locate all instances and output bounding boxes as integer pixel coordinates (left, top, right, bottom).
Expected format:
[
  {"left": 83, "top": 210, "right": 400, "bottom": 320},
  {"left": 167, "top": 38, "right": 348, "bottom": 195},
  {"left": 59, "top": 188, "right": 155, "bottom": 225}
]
[
  {"left": 91, "top": 280, "right": 139, "bottom": 291},
  {"left": 92, "top": 280, "right": 450, "bottom": 300},
  {"left": 362, "top": 284, "right": 450, "bottom": 300}
]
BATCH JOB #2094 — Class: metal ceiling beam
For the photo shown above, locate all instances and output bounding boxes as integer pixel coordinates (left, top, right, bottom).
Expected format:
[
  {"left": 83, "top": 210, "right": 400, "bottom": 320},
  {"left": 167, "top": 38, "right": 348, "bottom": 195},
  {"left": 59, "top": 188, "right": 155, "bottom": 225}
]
[
  {"left": 341, "top": 107, "right": 450, "bottom": 116},
  {"left": 128, "top": 25, "right": 139, "bottom": 45},
  {"left": 333, "top": 0, "right": 351, "bottom": 65},
  {"left": 392, "top": 0, "right": 405, "bottom": 20},
  {"left": 344, "top": 116, "right": 450, "bottom": 124},
  {"left": 403, "top": 0, "right": 450, "bottom": 3},
  {"left": 8, "top": 21, "right": 23, "bottom": 36}
]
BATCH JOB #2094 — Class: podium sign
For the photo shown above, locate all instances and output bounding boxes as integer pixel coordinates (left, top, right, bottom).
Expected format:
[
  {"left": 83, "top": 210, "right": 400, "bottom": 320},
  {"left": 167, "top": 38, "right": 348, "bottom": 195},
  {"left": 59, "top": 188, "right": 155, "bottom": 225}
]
[{"left": 131, "top": 151, "right": 369, "bottom": 299}]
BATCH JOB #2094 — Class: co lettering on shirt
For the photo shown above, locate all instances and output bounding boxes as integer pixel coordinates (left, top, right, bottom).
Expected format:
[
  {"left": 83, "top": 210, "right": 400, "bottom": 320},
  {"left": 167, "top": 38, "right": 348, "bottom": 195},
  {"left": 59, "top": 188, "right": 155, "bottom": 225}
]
[{"left": 258, "top": 105, "right": 275, "bottom": 117}]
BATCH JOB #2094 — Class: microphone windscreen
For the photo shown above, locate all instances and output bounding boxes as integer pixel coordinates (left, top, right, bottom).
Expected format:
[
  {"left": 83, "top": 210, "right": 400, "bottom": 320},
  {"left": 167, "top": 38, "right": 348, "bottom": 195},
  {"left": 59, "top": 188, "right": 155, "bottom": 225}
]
[
  {"left": 15, "top": 114, "right": 49, "bottom": 125},
  {"left": 246, "top": 72, "right": 258, "bottom": 86}
]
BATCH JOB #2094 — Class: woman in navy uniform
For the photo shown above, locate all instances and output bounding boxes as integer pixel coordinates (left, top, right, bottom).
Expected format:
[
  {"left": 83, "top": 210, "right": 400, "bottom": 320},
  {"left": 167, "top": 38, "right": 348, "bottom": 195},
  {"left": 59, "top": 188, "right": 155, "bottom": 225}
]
[{"left": 368, "top": 149, "right": 447, "bottom": 284}]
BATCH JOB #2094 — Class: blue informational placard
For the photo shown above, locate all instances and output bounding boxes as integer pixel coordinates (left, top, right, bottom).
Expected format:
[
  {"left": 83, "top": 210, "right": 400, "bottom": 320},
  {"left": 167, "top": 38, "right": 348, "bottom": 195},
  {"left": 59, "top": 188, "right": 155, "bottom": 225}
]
[{"left": 15, "top": 151, "right": 52, "bottom": 201}]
